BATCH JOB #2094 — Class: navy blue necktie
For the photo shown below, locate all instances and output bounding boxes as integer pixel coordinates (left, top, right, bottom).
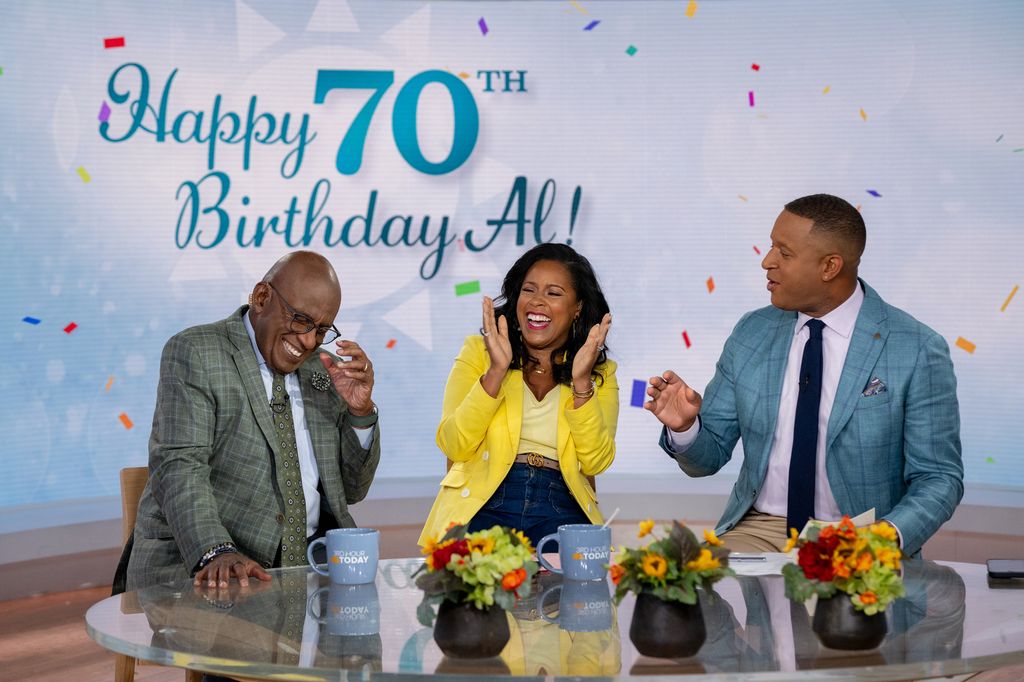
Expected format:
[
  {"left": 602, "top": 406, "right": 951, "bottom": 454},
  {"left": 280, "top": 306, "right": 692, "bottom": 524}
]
[{"left": 787, "top": 318, "right": 825, "bottom": 534}]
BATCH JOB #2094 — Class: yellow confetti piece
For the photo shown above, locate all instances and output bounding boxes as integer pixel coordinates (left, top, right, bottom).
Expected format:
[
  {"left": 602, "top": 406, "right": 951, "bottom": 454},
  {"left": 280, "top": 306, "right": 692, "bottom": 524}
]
[
  {"left": 1001, "top": 285, "right": 1018, "bottom": 312},
  {"left": 706, "top": 276, "right": 715, "bottom": 293},
  {"left": 955, "top": 337, "right": 976, "bottom": 354},
  {"left": 105, "top": 375, "right": 115, "bottom": 392},
  {"left": 822, "top": 85, "right": 830, "bottom": 94},
  {"left": 118, "top": 412, "right": 134, "bottom": 429},
  {"left": 859, "top": 108, "right": 867, "bottom": 121},
  {"left": 685, "top": 0, "right": 698, "bottom": 18},
  {"left": 738, "top": 195, "right": 748, "bottom": 202},
  {"left": 569, "top": 0, "right": 588, "bottom": 14},
  {"left": 77, "top": 166, "right": 91, "bottom": 183}
]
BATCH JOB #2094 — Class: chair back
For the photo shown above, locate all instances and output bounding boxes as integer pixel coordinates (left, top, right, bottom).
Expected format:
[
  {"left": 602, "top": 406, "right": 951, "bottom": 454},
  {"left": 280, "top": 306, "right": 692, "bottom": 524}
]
[{"left": 120, "top": 467, "right": 149, "bottom": 544}]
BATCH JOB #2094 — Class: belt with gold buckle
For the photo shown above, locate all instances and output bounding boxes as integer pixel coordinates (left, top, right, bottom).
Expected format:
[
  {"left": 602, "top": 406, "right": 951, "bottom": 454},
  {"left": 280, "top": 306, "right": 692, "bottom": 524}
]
[{"left": 514, "top": 452, "right": 560, "bottom": 471}]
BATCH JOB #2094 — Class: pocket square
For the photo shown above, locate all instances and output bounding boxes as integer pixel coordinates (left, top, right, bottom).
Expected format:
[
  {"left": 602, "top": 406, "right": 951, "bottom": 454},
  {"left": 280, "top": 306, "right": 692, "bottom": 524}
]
[{"left": 863, "top": 377, "right": 887, "bottom": 397}]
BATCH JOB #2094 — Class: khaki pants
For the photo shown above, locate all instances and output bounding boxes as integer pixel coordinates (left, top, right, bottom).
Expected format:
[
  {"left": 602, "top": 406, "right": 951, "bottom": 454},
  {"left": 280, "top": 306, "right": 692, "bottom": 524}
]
[{"left": 719, "top": 510, "right": 790, "bottom": 553}]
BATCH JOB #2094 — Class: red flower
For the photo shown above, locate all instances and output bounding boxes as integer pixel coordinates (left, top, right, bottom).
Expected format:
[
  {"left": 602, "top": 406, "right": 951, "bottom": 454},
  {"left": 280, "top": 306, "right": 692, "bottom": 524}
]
[
  {"left": 609, "top": 564, "right": 626, "bottom": 586},
  {"left": 797, "top": 535, "right": 839, "bottom": 582},
  {"left": 431, "top": 539, "right": 470, "bottom": 569},
  {"left": 502, "top": 568, "right": 527, "bottom": 591}
]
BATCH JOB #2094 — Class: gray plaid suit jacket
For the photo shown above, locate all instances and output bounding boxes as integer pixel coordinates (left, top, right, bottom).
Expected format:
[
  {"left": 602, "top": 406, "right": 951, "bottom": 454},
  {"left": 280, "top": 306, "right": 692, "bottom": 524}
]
[
  {"left": 126, "top": 307, "right": 381, "bottom": 589},
  {"left": 660, "top": 281, "right": 963, "bottom": 556}
]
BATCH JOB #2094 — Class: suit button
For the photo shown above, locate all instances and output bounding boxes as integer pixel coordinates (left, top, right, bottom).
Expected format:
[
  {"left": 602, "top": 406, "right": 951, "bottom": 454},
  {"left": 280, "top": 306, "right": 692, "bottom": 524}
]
[
  {"left": 587, "top": 503, "right": 592, "bottom": 512},
  {"left": 482, "top": 452, "right": 489, "bottom": 461},
  {"left": 276, "top": 513, "right": 284, "bottom": 524},
  {"left": 461, "top": 488, "right": 470, "bottom": 498},
  {"left": 262, "top": 561, "right": 272, "bottom": 568}
]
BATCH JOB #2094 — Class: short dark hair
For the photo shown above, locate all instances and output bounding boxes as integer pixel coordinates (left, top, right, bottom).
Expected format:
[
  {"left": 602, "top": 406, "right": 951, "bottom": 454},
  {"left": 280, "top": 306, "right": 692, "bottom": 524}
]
[
  {"left": 784, "top": 194, "right": 866, "bottom": 261},
  {"left": 492, "top": 243, "right": 611, "bottom": 386}
]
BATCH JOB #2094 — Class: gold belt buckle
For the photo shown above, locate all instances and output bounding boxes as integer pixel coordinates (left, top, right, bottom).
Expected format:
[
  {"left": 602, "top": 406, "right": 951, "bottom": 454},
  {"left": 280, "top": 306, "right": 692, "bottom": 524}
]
[{"left": 526, "top": 452, "right": 546, "bottom": 468}]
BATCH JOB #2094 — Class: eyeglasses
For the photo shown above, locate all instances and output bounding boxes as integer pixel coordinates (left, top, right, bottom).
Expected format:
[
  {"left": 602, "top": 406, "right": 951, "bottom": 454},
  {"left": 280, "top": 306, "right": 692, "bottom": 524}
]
[{"left": 263, "top": 282, "right": 341, "bottom": 345}]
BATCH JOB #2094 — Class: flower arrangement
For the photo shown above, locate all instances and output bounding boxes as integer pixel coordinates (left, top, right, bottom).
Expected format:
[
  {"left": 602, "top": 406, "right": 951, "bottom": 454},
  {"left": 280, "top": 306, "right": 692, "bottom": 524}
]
[
  {"left": 413, "top": 523, "right": 538, "bottom": 626},
  {"left": 608, "top": 520, "right": 732, "bottom": 605},
  {"left": 782, "top": 516, "right": 905, "bottom": 615}
]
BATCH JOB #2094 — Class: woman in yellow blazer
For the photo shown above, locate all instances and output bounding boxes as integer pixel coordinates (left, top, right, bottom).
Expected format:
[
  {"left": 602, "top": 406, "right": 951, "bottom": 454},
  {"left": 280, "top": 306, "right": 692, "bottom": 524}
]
[{"left": 419, "top": 244, "right": 618, "bottom": 546}]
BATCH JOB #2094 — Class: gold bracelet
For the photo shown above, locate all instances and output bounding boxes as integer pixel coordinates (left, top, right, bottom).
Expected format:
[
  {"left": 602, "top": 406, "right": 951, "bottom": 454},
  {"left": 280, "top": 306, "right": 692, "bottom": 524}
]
[{"left": 571, "top": 380, "right": 596, "bottom": 399}]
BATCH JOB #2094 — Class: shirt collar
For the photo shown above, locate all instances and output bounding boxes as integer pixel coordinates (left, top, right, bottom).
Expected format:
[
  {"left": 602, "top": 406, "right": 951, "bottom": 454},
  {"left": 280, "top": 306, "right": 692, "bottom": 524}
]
[
  {"left": 242, "top": 310, "right": 269, "bottom": 369},
  {"left": 796, "top": 281, "right": 864, "bottom": 339}
]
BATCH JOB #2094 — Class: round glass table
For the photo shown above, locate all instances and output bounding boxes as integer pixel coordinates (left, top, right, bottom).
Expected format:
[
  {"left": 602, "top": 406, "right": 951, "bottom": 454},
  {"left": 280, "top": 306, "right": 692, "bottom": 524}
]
[{"left": 86, "top": 558, "right": 1024, "bottom": 680}]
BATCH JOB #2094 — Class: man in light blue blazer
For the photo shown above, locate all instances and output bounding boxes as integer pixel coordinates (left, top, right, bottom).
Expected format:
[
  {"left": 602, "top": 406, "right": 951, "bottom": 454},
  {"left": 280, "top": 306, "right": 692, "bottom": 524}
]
[{"left": 646, "top": 194, "right": 962, "bottom": 557}]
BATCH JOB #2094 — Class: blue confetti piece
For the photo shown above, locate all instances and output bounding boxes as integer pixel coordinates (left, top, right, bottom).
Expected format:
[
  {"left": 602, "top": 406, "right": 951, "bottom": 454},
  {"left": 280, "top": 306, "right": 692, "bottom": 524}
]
[
  {"left": 630, "top": 379, "right": 646, "bottom": 408},
  {"left": 22, "top": 316, "right": 41, "bottom": 325},
  {"left": 584, "top": 20, "right": 600, "bottom": 31},
  {"left": 866, "top": 189, "right": 882, "bottom": 197}
]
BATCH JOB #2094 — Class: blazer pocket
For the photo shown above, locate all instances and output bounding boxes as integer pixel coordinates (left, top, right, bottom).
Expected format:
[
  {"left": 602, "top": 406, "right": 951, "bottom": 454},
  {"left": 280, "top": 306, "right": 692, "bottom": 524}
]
[{"left": 439, "top": 466, "right": 469, "bottom": 489}]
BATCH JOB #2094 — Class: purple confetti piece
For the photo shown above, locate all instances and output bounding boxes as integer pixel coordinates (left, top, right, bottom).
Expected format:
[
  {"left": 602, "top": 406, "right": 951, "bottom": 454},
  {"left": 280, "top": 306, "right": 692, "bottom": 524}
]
[
  {"left": 478, "top": 17, "right": 488, "bottom": 35},
  {"left": 584, "top": 20, "right": 600, "bottom": 31},
  {"left": 866, "top": 189, "right": 882, "bottom": 197},
  {"left": 630, "top": 379, "right": 646, "bottom": 408},
  {"left": 22, "top": 316, "right": 41, "bottom": 325},
  {"left": 748, "top": 91, "right": 755, "bottom": 107},
  {"left": 98, "top": 101, "right": 111, "bottom": 123}
]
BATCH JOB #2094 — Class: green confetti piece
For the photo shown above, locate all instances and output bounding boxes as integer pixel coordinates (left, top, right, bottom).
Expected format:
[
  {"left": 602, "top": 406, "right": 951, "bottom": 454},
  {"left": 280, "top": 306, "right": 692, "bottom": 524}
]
[
  {"left": 625, "top": 45, "right": 638, "bottom": 56},
  {"left": 985, "top": 456, "right": 996, "bottom": 464},
  {"left": 455, "top": 280, "right": 481, "bottom": 296},
  {"left": 77, "top": 166, "right": 91, "bottom": 183}
]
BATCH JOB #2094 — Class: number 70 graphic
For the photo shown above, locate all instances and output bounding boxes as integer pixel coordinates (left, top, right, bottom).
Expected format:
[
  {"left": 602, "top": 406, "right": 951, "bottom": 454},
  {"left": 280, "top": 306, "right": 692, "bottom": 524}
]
[{"left": 314, "top": 69, "right": 480, "bottom": 176}]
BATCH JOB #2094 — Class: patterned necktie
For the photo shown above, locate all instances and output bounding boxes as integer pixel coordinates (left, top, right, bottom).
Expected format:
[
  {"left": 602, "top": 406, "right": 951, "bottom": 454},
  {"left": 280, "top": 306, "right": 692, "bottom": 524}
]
[
  {"left": 271, "top": 373, "right": 308, "bottom": 567},
  {"left": 786, "top": 319, "right": 825, "bottom": 535}
]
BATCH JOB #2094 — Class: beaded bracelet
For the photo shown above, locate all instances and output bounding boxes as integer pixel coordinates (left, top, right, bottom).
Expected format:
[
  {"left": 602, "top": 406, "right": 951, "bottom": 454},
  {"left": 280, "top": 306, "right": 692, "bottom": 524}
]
[
  {"left": 198, "top": 542, "right": 237, "bottom": 569},
  {"left": 571, "top": 380, "right": 596, "bottom": 399}
]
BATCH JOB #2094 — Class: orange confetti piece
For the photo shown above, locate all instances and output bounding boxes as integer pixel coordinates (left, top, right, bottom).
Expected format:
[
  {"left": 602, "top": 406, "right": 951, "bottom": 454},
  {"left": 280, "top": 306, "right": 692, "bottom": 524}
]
[
  {"left": 105, "top": 376, "right": 115, "bottom": 392},
  {"left": 955, "top": 337, "right": 976, "bottom": 354},
  {"left": 386, "top": 339, "right": 397, "bottom": 349},
  {"left": 1001, "top": 285, "right": 1019, "bottom": 312},
  {"left": 685, "top": 0, "right": 698, "bottom": 18},
  {"left": 859, "top": 108, "right": 867, "bottom": 121},
  {"left": 706, "top": 276, "right": 715, "bottom": 293},
  {"left": 822, "top": 85, "right": 830, "bottom": 94},
  {"left": 118, "top": 413, "right": 134, "bottom": 429},
  {"left": 458, "top": 72, "right": 469, "bottom": 79}
]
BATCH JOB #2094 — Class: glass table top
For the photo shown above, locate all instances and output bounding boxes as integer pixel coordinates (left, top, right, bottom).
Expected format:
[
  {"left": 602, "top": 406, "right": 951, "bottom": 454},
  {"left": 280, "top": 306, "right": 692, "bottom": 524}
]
[{"left": 85, "top": 558, "right": 1024, "bottom": 680}]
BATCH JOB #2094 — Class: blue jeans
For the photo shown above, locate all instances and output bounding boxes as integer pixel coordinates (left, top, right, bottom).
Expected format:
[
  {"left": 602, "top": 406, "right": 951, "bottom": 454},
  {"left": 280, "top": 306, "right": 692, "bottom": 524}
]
[{"left": 467, "top": 463, "right": 589, "bottom": 547}]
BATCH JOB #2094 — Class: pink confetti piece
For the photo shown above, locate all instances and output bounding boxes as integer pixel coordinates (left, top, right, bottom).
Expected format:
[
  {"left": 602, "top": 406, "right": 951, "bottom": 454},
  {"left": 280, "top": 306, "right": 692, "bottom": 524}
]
[
  {"left": 103, "top": 36, "right": 125, "bottom": 49},
  {"left": 63, "top": 322, "right": 78, "bottom": 334},
  {"left": 682, "top": 331, "right": 691, "bottom": 348},
  {"left": 98, "top": 101, "right": 111, "bottom": 123},
  {"left": 748, "top": 91, "right": 755, "bottom": 107},
  {"left": 753, "top": 245, "right": 761, "bottom": 255},
  {"left": 478, "top": 17, "right": 488, "bottom": 35}
]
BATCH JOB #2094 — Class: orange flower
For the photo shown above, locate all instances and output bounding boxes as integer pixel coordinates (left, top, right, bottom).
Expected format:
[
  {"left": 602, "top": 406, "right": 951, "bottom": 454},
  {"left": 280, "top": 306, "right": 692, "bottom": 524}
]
[
  {"left": 836, "top": 516, "right": 857, "bottom": 540},
  {"left": 855, "top": 551, "right": 873, "bottom": 571},
  {"left": 638, "top": 519, "right": 655, "bottom": 538},
  {"left": 502, "top": 567, "right": 526, "bottom": 591},
  {"left": 642, "top": 553, "right": 668, "bottom": 579},
  {"left": 703, "top": 528, "right": 724, "bottom": 547},
  {"left": 610, "top": 563, "right": 626, "bottom": 585},
  {"left": 859, "top": 591, "right": 877, "bottom": 605},
  {"left": 832, "top": 556, "right": 851, "bottom": 579}
]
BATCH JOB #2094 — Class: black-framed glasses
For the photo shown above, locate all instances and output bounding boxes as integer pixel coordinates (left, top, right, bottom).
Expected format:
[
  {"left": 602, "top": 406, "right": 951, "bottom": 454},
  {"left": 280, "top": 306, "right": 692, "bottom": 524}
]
[{"left": 263, "top": 282, "right": 341, "bottom": 344}]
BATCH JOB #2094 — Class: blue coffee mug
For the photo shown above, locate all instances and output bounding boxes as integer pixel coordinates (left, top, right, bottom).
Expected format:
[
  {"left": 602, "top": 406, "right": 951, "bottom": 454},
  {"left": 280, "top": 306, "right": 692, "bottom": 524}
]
[
  {"left": 539, "top": 578, "right": 613, "bottom": 632},
  {"left": 307, "top": 528, "right": 380, "bottom": 584},
  {"left": 308, "top": 582, "right": 381, "bottom": 636},
  {"left": 536, "top": 524, "right": 611, "bottom": 581}
]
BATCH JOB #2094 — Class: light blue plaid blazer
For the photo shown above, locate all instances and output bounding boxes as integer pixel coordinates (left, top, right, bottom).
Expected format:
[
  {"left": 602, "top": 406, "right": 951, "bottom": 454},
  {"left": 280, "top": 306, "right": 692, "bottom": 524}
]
[{"left": 661, "top": 281, "right": 963, "bottom": 556}]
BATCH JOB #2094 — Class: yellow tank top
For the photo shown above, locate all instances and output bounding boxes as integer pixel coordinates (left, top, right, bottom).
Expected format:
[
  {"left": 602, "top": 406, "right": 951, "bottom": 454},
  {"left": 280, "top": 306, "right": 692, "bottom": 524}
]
[{"left": 517, "top": 383, "right": 559, "bottom": 460}]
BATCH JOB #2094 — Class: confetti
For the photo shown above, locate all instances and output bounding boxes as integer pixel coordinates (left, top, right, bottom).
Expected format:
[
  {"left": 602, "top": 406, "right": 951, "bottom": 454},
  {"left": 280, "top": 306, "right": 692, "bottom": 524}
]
[
  {"left": 458, "top": 72, "right": 469, "bottom": 79},
  {"left": 866, "top": 189, "right": 881, "bottom": 197},
  {"left": 103, "top": 36, "right": 125, "bottom": 49},
  {"left": 0, "top": 67, "right": 4, "bottom": 76},
  {"left": 738, "top": 195, "right": 748, "bottom": 202},
  {"left": 105, "top": 375, "right": 115, "bottom": 391},
  {"left": 1001, "top": 285, "right": 1018, "bottom": 312},
  {"left": 856, "top": 205, "right": 862, "bottom": 212},
  {"left": 478, "top": 17, "right": 488, "bottom": 35},
  {"left": 682, "top": 331, "right": 691, "bottom": 349},
  {"left": 985, "top": 456, "right": 996, "bottom": 464},
  {"left": 996, "top": 134, "right": 1004, "bottom": 142},
  {"left": 570, "top": 0, "right": 588, "bottom": 13},
  {"left": 748, "top": 91, "right": 755, "bottom": 107},
  {"left": 98, "top": 101, "right": 111, "bottom": 123},
  {"left": 751, "top": 63, "right": 760, "bottom": 71},
  {"left": 753, "top": 245, "right": 761, "bottom": 255},
  {"left": 77, "top": 166, "right": 91, "bottom": 183},
  {"left": 685, "top": 0, "right": 698, "bottom": 19},
  {"left": 955, "top": 337, "right": 976, "bottom": 354},
  {"left": 706, "top": 276, "right": 715, "bottom": 293},
  {"left": 22, "top": 316, "right": 41, "bottom": 325},
  {"left": 583, "top": 20, "right": 600, "bottom": 31},
  {"left": 118, "top": 413, "right": 134, "bottom": 429},
  {"left": 386, "top": 339, "right": 397, "bottom": 349},
  {"left": 63, "top": 322, "right": 78, "bottom": 334},
  {"left": 630, "top": 379, "right": 646, "bottom": 408},
  {"left": 1015, "top": 148, "right": 1024, "bottom": 153},
  {"left": 859, "top": 108, "right": 868, "bottom": 121},
  {"left": 822, "top": 85, "right": 830, "bottom": 94},
  {"left": 625, "top": 45, "right": 638, "bottom": 56},
  {"left": 455, "top": 280, "right": 481, "bottom": 296}
]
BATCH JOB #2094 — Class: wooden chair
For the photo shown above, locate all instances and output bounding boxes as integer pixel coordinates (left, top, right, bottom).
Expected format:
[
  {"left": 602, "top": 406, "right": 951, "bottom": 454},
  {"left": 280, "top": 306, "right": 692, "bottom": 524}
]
[{"left": 115, "top": 467, "right": 202, "bottom": 682}]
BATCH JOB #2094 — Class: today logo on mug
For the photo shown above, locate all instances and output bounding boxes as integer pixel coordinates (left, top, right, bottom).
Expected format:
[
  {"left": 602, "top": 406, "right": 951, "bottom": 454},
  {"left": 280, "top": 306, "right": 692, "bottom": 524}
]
[
  {"left": 308, "top": 528, "right": 380, "bottom": 584},
  {"left": 537, "top": 524, "right": 611, "bottom": 582}
]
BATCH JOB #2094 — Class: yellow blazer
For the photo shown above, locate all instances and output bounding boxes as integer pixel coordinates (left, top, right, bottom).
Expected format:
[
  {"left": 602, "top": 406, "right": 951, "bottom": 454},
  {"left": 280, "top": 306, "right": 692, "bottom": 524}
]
[{"left": 419, "top": 335, "right": 619, "bottom": 545}]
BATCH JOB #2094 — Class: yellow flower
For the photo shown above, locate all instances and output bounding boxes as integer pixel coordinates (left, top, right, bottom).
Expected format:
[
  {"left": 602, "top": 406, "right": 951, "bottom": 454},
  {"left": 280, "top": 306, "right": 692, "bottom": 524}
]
[
  {"left": 421, "top": 536, "right": 439, "bottom": 556},
  {"left": 855, "top": 551, "right": 873, "bottom": 572},
  {"left": 468, "top": 536, "right": 495, "bottom": 555},
  {"left": 876, "top": 547, "right": 902, "bottom": 570},
  {"left": 782, "top": 527, "right": 800, "bottom": 553},
  {"left": 638, "top": 519, "right": 655, "bottom": 538},
  {"left": 685, "top": 548, "right": 721, "bottom": 572},
  {"left": 703, "top": 528, "right": 724, "bottom": 547},
  {"left": 868, "top": 521, "right": 898, "bottom": 543},
  {"left": 642, "top": 552, "right": 668, "bottom": 579},
  {"left": 512, "top": 529, "right": 533, "bottom": 553}
]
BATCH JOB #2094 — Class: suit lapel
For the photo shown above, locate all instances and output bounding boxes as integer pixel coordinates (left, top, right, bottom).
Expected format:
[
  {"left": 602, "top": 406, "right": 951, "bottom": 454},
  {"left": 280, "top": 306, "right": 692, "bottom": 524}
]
[
  {"left": 226, "top": 308, "right": 284, "bottom": 460},
  {"left": 759, "top": 312, "right": 797, "bottom": 463},
  {"left": 557, "top": 383, "right": 572, "bottom": 457},
  {"left": 297, "top": 360, "right": 339, "bottom": 483},
  {"left": 827, "top": 282, "right": 888, "bottom": 449}
]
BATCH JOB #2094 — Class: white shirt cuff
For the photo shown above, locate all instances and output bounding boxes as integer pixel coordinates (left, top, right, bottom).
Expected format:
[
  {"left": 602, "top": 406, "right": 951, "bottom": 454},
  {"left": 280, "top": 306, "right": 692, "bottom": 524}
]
[
  {"left": 664, "top": 418, "right": 700, "bottom": 453},
  {"left": 352, "top": 423, "right": 375, "bottom": 450}
]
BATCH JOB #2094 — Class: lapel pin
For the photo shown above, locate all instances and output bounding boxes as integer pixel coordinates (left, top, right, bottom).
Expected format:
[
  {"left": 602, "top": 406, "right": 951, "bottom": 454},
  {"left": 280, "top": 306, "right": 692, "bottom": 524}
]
[
  {"left": 311, "top": 372, "right": 332, "bottom": 392},
  {"left": 873, "top": 332, "right": 881, "bottom": 340}
]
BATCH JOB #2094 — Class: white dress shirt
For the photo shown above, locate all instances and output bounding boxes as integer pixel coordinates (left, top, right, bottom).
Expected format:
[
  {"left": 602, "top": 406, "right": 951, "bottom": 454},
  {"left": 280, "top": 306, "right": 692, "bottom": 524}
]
[
  {"left": 244, "top": 314, "right": 374, "bottom": 538},
  {"left": 667, "top": 283, "right": 865, "bottom": 522}
]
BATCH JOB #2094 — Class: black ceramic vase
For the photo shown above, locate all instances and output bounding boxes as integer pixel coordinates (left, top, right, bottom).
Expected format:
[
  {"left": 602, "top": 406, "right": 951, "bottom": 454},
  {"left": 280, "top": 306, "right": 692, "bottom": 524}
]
[
  {"left": 812, "top": 595, "right": 888, "bottom": 650},
  {"left": 629, "top": 592, "right": 707, "bottom": 659},
  {"left": 432, "top": 599, "right": 510, "bottom": 659}
]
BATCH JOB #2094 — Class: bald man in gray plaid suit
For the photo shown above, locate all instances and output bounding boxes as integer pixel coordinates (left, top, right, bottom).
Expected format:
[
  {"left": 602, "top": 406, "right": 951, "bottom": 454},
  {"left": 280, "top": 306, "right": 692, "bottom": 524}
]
[{"left": 125, "top": 252, "right": 381, "bottom": 590}]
